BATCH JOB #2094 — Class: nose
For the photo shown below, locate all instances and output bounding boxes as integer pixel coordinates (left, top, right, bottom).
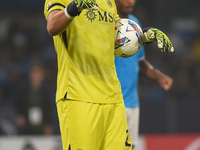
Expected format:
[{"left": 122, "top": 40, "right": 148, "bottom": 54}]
[{"left": 127, "top": 0, "right": 136, "bottom": 5}]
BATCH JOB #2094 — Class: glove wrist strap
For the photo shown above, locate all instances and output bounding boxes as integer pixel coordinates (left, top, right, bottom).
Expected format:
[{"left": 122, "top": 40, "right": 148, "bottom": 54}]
[
  {"left": 142, "top": 27, "right": 156, "bottom": 44},
  {"left": 65, "top": 1, "right": 81, "bottom": 19}
]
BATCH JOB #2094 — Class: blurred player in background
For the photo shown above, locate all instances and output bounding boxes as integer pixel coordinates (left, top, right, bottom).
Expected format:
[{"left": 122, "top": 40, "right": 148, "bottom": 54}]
[
  {"left": 17, "top": 64, "right": 53, "bottom": 135},
  {"left": 115, "top": 0, "right": 173, "bottom": 149},
  {"left": 44, "top": 0, "right": 173, "bottom": 149}
]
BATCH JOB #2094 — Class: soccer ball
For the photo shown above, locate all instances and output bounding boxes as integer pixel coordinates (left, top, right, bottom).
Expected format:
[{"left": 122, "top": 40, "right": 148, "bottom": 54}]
[{"left": 115, "top": 18, "right": 143, "bottom": 58}]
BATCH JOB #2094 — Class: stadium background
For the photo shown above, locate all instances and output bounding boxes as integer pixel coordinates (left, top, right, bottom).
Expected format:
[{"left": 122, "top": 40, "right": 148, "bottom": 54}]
[{"left": 0, "top": 0, "right": 200, "bottom": 149}]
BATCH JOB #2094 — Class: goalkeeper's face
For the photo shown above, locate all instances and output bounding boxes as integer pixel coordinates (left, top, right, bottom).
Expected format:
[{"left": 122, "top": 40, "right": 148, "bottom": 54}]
[{"left": 115, "top": 0, "right": 137, "bottom": 17}]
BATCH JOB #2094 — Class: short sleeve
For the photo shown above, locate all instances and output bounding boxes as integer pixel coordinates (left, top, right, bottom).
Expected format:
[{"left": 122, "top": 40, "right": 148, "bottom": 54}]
[{"left": 44, "top": 0, "right": 68, "bottom": 20}]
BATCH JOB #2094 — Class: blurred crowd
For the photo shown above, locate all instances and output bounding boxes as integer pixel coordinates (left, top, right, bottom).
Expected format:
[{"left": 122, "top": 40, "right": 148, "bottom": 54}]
[
  {"left": 0, "top": 0, "right": 200, "bottom": 135},
  {"left": 0, "top": 11, "right": 59, "bottom": 135}
]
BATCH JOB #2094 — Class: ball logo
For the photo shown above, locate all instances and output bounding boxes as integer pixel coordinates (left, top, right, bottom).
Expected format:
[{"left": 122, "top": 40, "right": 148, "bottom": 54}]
[
  {"left": 115, "top": 30, "right": 131, "bottom": 49},
  {"left": 127, "top": 20, "right": 143, "bottom": 47},
  {"left": 128, "top": 21, "right": 137, "bottom": 31}
]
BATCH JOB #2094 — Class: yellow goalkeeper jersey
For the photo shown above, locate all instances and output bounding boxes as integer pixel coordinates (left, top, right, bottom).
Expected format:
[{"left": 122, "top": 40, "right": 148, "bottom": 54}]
[{"left": 44, "top": 0, "right": 122, "bottom": 104}]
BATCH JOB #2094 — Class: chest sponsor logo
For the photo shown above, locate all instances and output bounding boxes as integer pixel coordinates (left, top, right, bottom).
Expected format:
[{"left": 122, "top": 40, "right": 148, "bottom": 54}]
[{"left": 85, "top": 10, "right": 115, "bottom": 23}]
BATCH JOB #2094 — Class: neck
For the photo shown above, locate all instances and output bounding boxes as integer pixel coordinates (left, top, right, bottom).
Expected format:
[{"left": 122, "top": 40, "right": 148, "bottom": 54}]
[{"left": 118, "top": 12, "right": 128, "bottom": 18}]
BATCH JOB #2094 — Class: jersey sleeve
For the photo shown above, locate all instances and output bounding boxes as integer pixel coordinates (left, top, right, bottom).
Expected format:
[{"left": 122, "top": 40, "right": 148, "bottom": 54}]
[{"left": 44, "top": 0, "right": 68, "bottom": 20}]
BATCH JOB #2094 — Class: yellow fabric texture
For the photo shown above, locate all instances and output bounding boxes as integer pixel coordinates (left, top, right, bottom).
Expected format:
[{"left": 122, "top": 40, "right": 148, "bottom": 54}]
[
  {"left": 44, "top": 0, "right": 122, "bottom": 104},
  {"left": 57, "top": 99, "right": 132, "bottom": 150}
]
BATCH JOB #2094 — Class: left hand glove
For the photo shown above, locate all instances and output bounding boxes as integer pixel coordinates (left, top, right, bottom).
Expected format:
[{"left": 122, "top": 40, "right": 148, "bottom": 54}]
[
  {"left": 143, "top": 28, "right": 174, "bottom": 53},
  {"left": 74, "top": 0, "right": 98, "bottom": 10}
]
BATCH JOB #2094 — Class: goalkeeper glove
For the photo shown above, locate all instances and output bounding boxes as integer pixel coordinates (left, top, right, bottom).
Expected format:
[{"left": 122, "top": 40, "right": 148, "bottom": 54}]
[
  {"left": 143, "top": 28, "right": 174, "bottom": 53},
  {"left": 64, "top": 0, "right": 98, "bottom": 19}
]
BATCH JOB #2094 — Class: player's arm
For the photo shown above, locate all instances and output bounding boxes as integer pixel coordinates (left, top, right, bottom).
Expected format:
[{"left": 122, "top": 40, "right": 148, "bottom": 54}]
[
  {"left": 47, "top": 10, "right": 73, "bottom": 36},
  {"left": 47, "top": 0, "right": 98, "bottom": 36},
  {"left": 142, "top": 28, "right": 174, "bottom": 53},
  {"left": 139, "top": 58, "right": 173, "bottom": 91}
]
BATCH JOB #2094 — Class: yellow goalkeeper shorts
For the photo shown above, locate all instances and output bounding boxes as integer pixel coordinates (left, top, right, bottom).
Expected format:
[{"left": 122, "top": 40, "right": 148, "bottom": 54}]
[{"left": 57, "top": 99, "right": 132, "bottom": 150}]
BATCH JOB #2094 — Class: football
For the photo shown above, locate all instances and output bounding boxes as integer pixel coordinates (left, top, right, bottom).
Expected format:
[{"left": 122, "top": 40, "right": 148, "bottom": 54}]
[{"left": 115, "top": 18, "right": 143, "bottom": 58}]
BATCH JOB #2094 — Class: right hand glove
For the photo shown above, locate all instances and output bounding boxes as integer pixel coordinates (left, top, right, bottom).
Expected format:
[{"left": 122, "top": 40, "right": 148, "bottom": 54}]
[{"left": 65, "top": 0, "right": 98, "bottom": 19}]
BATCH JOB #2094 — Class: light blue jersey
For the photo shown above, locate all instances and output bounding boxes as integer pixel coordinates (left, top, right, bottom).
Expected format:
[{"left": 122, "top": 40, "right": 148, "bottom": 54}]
[{"left": 115, "top": 14, "right": 145, "bottom": 108}]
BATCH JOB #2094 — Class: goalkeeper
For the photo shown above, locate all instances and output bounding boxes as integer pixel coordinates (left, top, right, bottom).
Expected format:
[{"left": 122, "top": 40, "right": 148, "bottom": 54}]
[
  {"left": 44, "top": 0, "right": 174, "bottom": 149},
  {"left": 44, "top": 0, "right": 133, "bottom": 150},
  {"left": 115, "top": 0, "right": 173, "bottom": 149}
]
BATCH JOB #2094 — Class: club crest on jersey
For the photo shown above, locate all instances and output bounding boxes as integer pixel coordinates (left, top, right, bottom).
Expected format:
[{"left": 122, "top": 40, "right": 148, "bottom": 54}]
[
  {"left": 107, "top": 0, "right": 113, "bottom": 8},
  {"left": 47, "top": 1, "right": 51, "bottom": 10}
]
